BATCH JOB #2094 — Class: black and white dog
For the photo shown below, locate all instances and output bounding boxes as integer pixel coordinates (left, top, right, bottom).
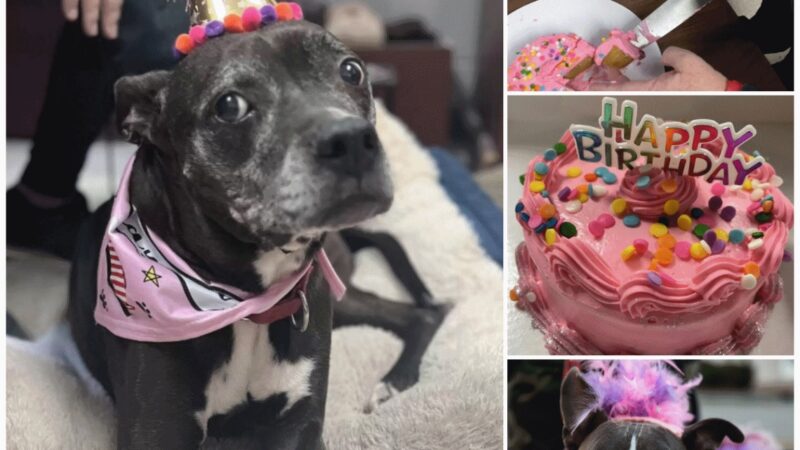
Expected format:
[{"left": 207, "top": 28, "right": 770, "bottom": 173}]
[{"left": 68, "top": 20, "right": 445, "bottom": 449}]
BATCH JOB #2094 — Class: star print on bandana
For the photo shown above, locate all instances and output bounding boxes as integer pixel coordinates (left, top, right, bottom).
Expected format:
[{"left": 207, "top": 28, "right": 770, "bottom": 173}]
[{"left": 142, "top": 266, "right": 162, "bottom": 287}]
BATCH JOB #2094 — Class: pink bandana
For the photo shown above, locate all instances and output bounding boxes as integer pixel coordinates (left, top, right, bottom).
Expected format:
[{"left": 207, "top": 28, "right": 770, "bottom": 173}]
[{"left": 94, "top": 155, "right": 346, "bottom": 342}]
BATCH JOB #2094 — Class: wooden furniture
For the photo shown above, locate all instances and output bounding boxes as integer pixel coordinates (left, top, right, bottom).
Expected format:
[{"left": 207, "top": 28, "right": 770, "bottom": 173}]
[
  {"left": 357, "top": 43, "right": 452, "bottom": 147},
  {"left": 508, "top": 0, "right": 786, "bottom": 90}
]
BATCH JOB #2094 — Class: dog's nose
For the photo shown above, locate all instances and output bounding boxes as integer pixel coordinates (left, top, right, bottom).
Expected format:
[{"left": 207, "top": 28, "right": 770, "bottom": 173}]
[{"left": 315, "top": 117, "right": 379, "bottom": 175}]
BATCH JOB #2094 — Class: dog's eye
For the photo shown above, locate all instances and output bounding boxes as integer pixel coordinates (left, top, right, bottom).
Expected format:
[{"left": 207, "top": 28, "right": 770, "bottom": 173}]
[
  {"left": 215, "top": 93, "right": 250, "bottom": 123},
  {"left": 340, "top": 58, "right": 365, "bottom": 86}
]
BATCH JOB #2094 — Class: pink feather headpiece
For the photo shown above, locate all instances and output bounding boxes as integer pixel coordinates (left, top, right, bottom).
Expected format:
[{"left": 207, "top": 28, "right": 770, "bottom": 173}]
[{"left": 580, "top": 361, "right": 702, "bottom": 433}]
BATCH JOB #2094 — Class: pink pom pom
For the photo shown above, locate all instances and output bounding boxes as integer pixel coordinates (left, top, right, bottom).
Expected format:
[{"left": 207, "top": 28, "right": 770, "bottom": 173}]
[
  {"left": 242, "top": 7, "right": 262, "bottom": 31},
  {"left": 189, "top": 25, "right": 207, "bottom": 44},
  {"left": 289, "top": 2, "right": 304, "bottom": 20}
]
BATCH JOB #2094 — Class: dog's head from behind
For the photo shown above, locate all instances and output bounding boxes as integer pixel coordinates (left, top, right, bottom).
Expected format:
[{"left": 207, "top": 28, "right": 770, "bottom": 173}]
[
  {"left": 114, "top": 20, "right": 393, "bottom": 248},
  {"left": 561, "top": 367, "right": 744, "bottom": 450}
]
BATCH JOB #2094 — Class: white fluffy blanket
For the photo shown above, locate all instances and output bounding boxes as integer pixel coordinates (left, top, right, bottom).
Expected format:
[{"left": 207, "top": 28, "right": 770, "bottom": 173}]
[{"left": 6, "top": 104, "right": 503, "bottom": 449}]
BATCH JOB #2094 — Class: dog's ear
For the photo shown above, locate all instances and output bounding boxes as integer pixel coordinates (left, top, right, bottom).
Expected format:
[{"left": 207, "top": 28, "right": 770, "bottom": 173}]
[
  {"left": 114, "top": 71, "right": 170, "bottom": 145},
  {"left": 682, "top": 419, "right": 744, "bottom": 450},
  {"left": 561, "top": 368, "right": 608, "bottom": 449}
]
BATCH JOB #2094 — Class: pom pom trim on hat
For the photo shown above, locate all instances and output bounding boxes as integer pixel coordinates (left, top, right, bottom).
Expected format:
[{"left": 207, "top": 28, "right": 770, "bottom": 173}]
[{"left": 174, "top": 2, "right": 304, "bottom": 58}]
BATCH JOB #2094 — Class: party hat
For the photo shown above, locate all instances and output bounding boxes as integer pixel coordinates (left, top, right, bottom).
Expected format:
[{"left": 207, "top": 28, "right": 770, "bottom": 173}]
[{"left": 174, "top": 0, "right": 304, "bottom": 57}]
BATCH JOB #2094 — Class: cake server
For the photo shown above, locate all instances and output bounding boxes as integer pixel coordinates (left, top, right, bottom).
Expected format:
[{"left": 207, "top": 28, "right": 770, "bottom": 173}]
[{"left": 630, "top": 0, "right": 714, "bottom": 48}]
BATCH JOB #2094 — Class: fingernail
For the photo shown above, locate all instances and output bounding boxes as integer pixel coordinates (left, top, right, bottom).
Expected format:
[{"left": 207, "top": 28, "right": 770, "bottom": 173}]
[{"left": 65, "top": 8, "right": 78, "bottom": 20}]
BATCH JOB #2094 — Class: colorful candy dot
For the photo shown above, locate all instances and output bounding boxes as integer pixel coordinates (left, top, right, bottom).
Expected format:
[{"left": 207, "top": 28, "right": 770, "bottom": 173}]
[
  {"left": 692, "top": 224, "right": 710, "bottom": 240},
  {"left": 752, "top": 231, "right": 765, "bottom": 239},
  {"left": 660, "top": 179, "right": 678, "bottom": 194},
  {"left": 710, "top": 182, "right": 725, "bottom": 196},
  {"left": 650, "top": 223, "right": 668, "bottom": 238},
  {"left": 743, "top": 262, "right": 760, "bottom": 277},
  {"left": 623, "top": 214, "right": 640, "bottom": 228},
  {"left": 611, "top": 198, "right": 628, "bottom": 216},
  {"left": 584, "top": 173, "right": 598, "bottom": 182},
  {"left": 509, "top": 288, "right": 519, "bottom": 302},
  {"left": 690, "top": 242, "right": 707, "bottom": 260},
  {"left": 635, "top": 175, "right": 651, "bottom": 189},
  {"left": 588, "top": 221, "right": 605, "bottom": 239},
  {"left": 755, "top": 212, "right": 773, "bottom": 224},
  {"left": 559, "top": 222, "right": 577, "bottom": 238},
  {"left": 747, "top": 239, "right": 764, "bottom": 250},
  {"left": 591, "top": 185, "right": 608, "bottom": 198},
  {"left": 621, "top": 245, "right": 637, "bottom": 261},
  {"left": 566, "top": 167, "right": 582, "bottom": 178},
  {"left": 719, "top": 206, "right": 736, "bottom": 222},
  {"left": 602, "top": 173, "right": 618, "bottom": 184},
  {"left": 530, "top": 181, "right": 545, "bottom": 193},
  {"left": 740, "top": 274, "right": 757, "bottom": 290},
  {"left": 597, "top": 213, "right": 616, "bottom": 228},
  {"left": 703, "top": 230, "right": 717, "bottom": 246},
  {"left": 677, "top": 215, "right": 693, "bottom": 231},
  {"left": 534, "top": 162, "right": 549, "bottom": 176},
  {"left": 554, "top": 143, "right": 567, "bottom": 155},
  {"left": 657, "top": 234, "right": 676, "bottom": 250},
  {"left": 715, "top": 228, "right": 729, "bottom": 242},
  {"left": 564, "top": 200, "right": 582, "bottom": 213},
  {"left": 633, "top": 239, "right": 649, "bottom": 255},
  {"left": 653, "top": 248, "right": 673, "bottom": 266},
  {"left": 729, "top": 229, "right": 745, "bottom": 244},
  {"left": 710, "top": 239, "right": 726, "bottom": 254},
  {"left": 558, "top": 187, "right": 571, "bottom": 202},
  {"left": 708, "top": 196, "right": 723, "bottom": 211},
  {"left": 539, "top": 203, "right": 556, "bottom": 219},
  {"left": 663, "top": 199, "right": 680, "bottom": 216},
  {"left": 647, "top": 271, "right": 662, "bottom": 287},
  {"left": 690, "top": 208, "right": 704, "bottom": 219},
  {"left": 544, "top": 149, "right": 557, "bottom": 161},
  {"left": 545, "top": 228, "right": 557, "bottom": 246},
  {"left": 675, "top": 241, "right": 691, "bottom": 260},
  {"left": 750, "top": 188, "right": 764, "bottom": 201}
]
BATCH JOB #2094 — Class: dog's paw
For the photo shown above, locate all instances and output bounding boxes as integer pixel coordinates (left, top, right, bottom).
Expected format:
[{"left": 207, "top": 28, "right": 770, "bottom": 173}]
[{"left": 363, "top": 381, "right": 399, "bottom": 413}]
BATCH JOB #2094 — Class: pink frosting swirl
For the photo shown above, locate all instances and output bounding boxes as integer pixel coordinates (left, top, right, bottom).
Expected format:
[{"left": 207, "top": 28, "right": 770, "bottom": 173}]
[
  {"left": 515, "top": 244, "right": 602, "bottom": 355},
  {"left": 548, "top": 239, "right": 620, "bottom": 305},
  {"left": 618, "top": 168, "right": 698, "bottom": 220}
]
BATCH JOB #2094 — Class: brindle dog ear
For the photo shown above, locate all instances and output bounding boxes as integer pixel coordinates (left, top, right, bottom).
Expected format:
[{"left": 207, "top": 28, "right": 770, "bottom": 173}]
[
  {"left": 561, "top": 368, "right": 608, "bottom": 450},
  {"left": 682, "top": 419, "right": 744, "bottom": 450},
  {"left": 114, "top": 70, "right": 170, "bottom": 146}
]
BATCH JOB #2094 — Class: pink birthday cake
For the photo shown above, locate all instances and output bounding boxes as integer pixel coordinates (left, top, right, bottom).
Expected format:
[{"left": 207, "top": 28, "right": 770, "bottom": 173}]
[
  {"left": 508, "top": 30, "right": 644, "bottom": 91},
  {"left": 511, "top": 98, "right": 793, "bottom": 355}
]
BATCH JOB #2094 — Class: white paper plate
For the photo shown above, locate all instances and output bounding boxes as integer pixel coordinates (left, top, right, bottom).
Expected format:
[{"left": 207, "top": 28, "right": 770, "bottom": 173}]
[{"left": 507, "top": 0, "right": 665, "bottom": 81}]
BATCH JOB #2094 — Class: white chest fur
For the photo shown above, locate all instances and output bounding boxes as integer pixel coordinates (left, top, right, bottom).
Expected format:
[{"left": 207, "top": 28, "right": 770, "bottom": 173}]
[{"left": 195, "top": 321, "right": 314, "bottom": 434}]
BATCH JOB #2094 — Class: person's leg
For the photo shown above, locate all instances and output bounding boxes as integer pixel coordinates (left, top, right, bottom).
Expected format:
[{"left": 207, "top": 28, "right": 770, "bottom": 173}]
[
  {"left": 9, "top": 0, "right": 187, "bottom": 259},
  {"left": 8, "top": 19, "right": 119, "bottom": 258}
]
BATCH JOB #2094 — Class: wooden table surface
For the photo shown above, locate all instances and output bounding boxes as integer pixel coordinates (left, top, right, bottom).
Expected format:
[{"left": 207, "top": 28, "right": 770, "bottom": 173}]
[{"left": 508, "top": 0, "right": 786, "bottom": 90}]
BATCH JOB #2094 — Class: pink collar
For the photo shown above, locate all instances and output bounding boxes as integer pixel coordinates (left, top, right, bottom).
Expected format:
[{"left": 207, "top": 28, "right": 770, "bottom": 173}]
[{"left": 94, "top": 155, "right": 346, "bottom": 342}]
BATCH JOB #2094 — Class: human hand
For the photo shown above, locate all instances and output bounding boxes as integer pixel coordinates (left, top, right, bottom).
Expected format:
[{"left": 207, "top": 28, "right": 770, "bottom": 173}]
[
  {"left": 589, "top": 47, "right": 728, "bottom": 91},
  {"left": 62, "top": 0, "right": 124, "bottom": 39}
]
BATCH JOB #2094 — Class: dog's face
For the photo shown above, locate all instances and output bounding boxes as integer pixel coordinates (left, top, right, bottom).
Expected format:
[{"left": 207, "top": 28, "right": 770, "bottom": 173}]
[
  {"left": 560, "top": 368, "right": 744, "bottom": 450},
  {"left": 115, "top": 21, "right": 393, "bottom": 247}
]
